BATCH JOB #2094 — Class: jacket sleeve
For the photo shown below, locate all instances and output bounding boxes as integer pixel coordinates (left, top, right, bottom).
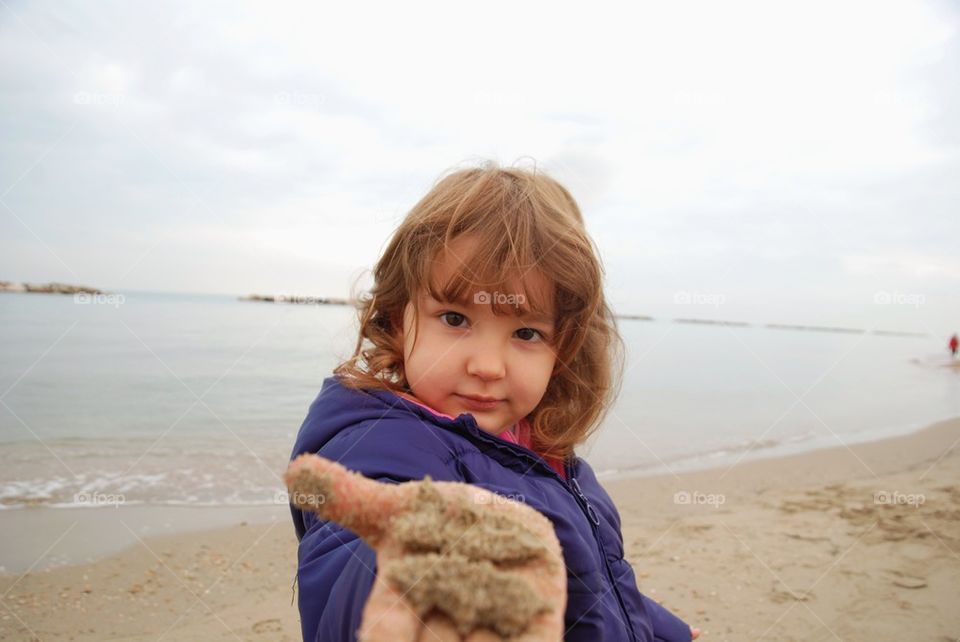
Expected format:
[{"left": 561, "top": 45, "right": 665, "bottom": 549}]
[
  {"left": 298, "top": 512, "right": 377, "bottom": 642},
  {"left": 293, "top": 420, "right": 463, "bottom": 642},
  {"left": 643, "top": 593, "right": 693, "bottom": 642}
]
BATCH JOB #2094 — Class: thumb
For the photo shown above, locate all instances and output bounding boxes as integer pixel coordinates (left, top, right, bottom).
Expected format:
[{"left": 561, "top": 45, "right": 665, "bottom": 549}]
[{"left": 285, "top": 454, "right": 404, "bottom": 545}]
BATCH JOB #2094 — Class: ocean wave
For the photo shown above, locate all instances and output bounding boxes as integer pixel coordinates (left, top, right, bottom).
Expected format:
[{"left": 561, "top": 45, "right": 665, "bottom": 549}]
[
  {"left": 0, "top": 468, "right": 288, "bottom": 510},
  {"left": 595, "top": 428, "right": 824, "bottom": 479},
  {"left": 0, "top": 497, "right": 291, "bottom": 510}
]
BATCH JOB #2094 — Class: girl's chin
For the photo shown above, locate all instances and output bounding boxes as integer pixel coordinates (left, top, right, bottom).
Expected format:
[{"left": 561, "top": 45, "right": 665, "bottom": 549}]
[{"left": 472, "top": 418, "right": 512, "bottom": 435}]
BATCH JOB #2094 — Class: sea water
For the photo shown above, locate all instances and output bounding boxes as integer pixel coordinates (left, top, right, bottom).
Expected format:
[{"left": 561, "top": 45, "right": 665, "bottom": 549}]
[{"left": 1, "top": 290, "right": 957, "bottom": 509}]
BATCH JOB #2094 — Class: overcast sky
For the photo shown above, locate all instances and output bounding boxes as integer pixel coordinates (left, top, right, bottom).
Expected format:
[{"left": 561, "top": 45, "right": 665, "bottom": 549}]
[{"left": 1, "top": 0, "right": 957, "bottom": 335}]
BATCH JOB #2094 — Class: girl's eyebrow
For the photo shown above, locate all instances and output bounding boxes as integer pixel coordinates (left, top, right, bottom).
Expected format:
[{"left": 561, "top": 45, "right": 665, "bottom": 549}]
[{"left": 427, "top": 294, "right": 554, "bottom": 326}]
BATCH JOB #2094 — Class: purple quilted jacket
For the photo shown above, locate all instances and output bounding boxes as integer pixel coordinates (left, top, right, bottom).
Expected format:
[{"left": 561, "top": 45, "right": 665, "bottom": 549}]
[{"left": 289, "top": 375, "right": 692, "bottom": 642}]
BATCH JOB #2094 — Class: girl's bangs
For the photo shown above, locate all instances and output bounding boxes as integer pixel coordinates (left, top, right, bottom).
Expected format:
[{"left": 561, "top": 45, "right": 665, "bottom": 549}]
[{"left": 422, "top": 244, "right": 554, "bottom": 322}]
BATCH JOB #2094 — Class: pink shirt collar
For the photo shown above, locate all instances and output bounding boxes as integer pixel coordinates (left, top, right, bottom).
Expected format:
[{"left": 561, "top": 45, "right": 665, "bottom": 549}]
[
  {"left": 395, "top": 391, "right": 565, "bottom": 479},
  {"left": 396, "top": 391, "right": 521, "bottom": 439}
]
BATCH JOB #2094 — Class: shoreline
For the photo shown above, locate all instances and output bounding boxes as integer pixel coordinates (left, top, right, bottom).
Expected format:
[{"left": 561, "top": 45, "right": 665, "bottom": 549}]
[
  {"left": 602, "top": 415, "right": 959, "bottom": 505},
  {"left": 597, "top": 411, "right": 960, "bottom": 483},
  {"left": 1, "top": 417, "right": 956, "bottom": 567},
  {"left": 4, "top": 408, "right": 958, "bottom": 517},
  {"left": 1, "top": 417, "right": 958, "bottom": 640}
]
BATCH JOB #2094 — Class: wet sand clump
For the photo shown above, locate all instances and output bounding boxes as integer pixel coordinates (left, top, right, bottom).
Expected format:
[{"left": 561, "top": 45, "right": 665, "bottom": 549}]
[
  {"left": 392, "top": 477, "right": 549, "bottom": 564},
  {"left": 287, "top": 466, "right": 556, "bottom": 637},
  {"left": 388, "top": 478, "right": 555, "bottom": 637},
  {"left": 386, "top": 552, "right": 552, "bottom": 638}
]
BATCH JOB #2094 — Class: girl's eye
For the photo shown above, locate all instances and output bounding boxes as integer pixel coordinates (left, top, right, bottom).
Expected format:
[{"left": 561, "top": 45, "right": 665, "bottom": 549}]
[
  {"left": 439, "top": 312, "right": 467, "bottom": 328},
  {"left": 515, "top": 327, "right": 546, "bottom": 343},
  {"left": 439, "top": 312, "right": 547, "bottom": 343}
]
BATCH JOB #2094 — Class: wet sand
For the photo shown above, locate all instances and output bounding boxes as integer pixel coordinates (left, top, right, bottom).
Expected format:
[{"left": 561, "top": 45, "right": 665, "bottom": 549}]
[{"left": 2, "top": 417, "right": 958, "bottom": 641}]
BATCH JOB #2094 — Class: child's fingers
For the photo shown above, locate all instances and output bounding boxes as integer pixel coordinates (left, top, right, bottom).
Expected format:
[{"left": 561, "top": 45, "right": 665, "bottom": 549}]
[{"left": 285, "top": 453, "right": 403, "bottom": 544}]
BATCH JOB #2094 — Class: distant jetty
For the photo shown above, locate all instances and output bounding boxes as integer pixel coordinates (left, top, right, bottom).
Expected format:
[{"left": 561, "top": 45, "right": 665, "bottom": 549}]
[
  {"left": 0, "top": 281, "right": 104, "bottom": 295},
  {"left": 674, "top": 317, "right": 750, "bottom": 327},
  {"left": 239, "top": 294, "right": 353, "bottom": 306},
  {"left": 613, "top": 313, "right": 929, "bottom": 338}
]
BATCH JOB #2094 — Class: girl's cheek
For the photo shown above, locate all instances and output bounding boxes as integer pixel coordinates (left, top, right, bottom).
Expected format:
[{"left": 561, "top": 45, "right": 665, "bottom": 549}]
[{"left": 424, "top": 326, "right": 453, "bottom": 351}]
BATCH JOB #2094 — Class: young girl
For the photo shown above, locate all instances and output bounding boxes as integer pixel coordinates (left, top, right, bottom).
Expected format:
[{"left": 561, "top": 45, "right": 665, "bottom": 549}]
[{"left": 289, "top": 164, "right": 699, "bottom": 641}]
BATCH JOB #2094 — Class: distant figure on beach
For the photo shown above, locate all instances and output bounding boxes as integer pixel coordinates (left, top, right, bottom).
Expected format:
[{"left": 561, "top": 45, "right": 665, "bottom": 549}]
[{"left": 950, "top": 333, "right": 958, "bottom": 358}]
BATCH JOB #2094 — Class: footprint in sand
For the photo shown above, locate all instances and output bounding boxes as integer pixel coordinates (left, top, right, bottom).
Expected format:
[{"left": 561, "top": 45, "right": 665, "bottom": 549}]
[
  {"left": 883, "top": 569, "right": 927, "bottom": 589},
  {"left": 252, "top": 618, "right": 283, "bottom": 633}
]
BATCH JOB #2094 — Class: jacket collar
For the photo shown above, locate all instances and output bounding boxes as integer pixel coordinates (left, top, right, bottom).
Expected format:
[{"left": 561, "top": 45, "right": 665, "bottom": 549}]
[
  {"left": 357, "top": 379, "right": 571, "bottom": 481},
  {"left": 290, "top": 375, "right": 571, "bottom": 483}
]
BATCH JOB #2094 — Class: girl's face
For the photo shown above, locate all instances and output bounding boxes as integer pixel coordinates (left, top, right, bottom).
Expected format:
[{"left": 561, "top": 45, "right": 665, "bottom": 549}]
[{"left": 398, "top": 237, "right": 557, "bottom": 435}]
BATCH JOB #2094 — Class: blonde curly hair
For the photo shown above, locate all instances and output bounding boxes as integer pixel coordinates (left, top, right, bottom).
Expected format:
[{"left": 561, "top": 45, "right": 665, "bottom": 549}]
[{"left": 334, "top": 162, "right": 624, "bottom": 460}]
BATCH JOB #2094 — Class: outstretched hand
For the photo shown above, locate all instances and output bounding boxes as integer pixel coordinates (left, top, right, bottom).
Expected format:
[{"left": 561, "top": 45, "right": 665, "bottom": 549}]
[{"left": 285, "top": 454, "right": 568, "bottom": 642}]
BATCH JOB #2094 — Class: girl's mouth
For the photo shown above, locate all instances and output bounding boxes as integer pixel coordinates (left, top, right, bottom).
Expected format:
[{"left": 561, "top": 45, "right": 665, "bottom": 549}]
[{"left": 456, "top": 394, "right": 503, "bottom": 411}]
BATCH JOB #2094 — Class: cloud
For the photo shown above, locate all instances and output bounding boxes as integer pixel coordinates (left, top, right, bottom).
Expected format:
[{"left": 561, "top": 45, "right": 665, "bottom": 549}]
[{"left": 0, "top": 0, "right": 957, "bottom": 330}]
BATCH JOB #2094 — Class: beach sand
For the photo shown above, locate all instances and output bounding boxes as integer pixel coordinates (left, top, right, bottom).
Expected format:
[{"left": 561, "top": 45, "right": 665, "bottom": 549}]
[{"left": 1, "top": 417, "right": 958, "bottom": 641}]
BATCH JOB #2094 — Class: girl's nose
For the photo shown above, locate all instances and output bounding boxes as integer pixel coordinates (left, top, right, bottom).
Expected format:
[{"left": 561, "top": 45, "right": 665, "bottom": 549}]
[{"left": 466, "top": 343, "right": 506, "bottom": 380}]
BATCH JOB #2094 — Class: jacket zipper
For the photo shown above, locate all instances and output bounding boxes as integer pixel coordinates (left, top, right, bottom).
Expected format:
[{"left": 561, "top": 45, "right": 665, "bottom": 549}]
[
  {"left": 565, "top": 460, "right": 638, "bottom": 642},
  {"left": 463, "top": 422, "right": 638, "bottom": 642}
]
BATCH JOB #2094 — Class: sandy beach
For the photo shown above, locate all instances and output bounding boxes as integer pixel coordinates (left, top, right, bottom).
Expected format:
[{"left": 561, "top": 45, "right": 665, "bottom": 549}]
[{"left": 1, "top": 417, "right": 958, "bottom": 642}]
